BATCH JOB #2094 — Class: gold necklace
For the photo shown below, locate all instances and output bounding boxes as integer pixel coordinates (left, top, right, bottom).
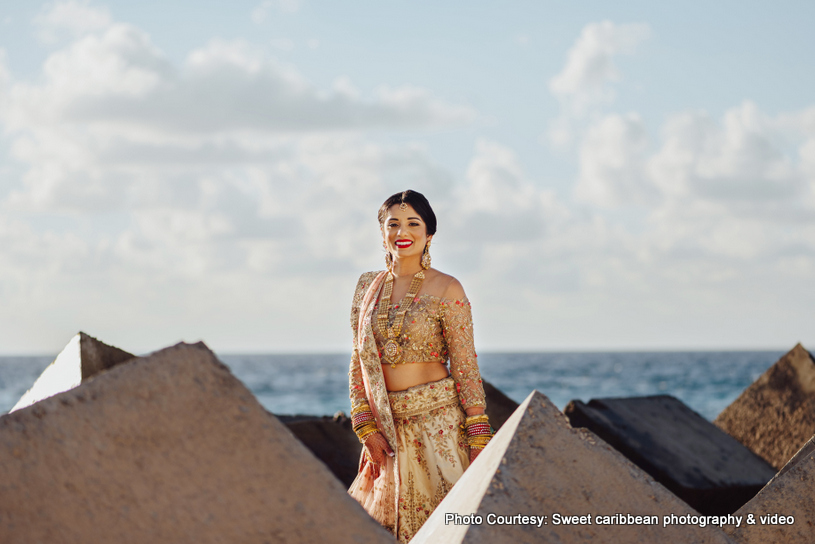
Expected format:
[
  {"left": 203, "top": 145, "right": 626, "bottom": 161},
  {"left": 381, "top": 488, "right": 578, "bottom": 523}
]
[{"left": 377, "top": 270, "right": 425, "bottom": 368}]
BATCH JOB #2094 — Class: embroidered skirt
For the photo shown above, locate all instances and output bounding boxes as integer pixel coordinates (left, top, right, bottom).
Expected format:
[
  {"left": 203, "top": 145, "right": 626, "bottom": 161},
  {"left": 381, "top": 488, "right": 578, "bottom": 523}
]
[{"left": 389, "top": 376, "right": 469, "bottom": 542}]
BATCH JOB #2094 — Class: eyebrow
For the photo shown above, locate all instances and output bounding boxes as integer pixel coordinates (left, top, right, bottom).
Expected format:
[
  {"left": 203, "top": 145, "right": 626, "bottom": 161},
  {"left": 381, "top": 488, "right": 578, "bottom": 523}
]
[{"left": 388, "top": 217, "right": 423, "bottom": 221}]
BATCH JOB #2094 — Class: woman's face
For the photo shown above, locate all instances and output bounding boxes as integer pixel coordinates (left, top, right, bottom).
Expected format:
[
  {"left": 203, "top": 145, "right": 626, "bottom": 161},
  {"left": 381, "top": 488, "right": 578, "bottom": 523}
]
[{"left": 382, "top": 203, "right": 431, "bottom": 261}]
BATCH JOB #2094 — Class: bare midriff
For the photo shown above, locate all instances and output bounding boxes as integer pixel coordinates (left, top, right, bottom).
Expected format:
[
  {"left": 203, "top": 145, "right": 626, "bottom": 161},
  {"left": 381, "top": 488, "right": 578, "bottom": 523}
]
[{"left": 381, "top": 361, "right": 450, "bottom": 392}]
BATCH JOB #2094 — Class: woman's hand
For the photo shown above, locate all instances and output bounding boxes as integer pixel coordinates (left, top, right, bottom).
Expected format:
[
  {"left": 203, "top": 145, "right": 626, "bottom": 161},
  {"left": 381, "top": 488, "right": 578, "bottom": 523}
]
[{"left": 363, "top": 431, "right": 393, "bottom": 466}]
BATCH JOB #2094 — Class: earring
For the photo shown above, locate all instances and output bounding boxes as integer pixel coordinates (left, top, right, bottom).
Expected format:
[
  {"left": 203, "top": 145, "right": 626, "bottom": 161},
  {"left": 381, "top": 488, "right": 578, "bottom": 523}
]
[
  {"left": 421, "top": 240, "right": 431, "bottom": 270},
  {"left": 383, "top": 241, "right": 393, "bottom": 270}
]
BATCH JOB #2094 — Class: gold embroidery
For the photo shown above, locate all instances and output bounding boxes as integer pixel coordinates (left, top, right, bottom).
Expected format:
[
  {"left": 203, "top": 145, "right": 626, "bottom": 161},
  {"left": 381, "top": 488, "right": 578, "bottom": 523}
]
[
  {"left": 388, "top": 378, "right": 469, "bottom": 542},
  {"left": 348, "top": 272, "right": 379, "bottom": 410}
]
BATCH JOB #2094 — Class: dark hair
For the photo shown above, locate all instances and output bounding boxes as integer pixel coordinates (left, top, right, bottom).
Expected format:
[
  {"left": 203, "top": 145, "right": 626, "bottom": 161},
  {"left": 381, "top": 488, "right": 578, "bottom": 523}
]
[{"left": 377, "top": 190, "right": 437, "bottom": 235}]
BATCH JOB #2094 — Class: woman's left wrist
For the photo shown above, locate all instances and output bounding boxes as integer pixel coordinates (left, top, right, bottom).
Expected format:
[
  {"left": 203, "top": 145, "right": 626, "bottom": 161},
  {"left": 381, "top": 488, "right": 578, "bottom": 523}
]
[{"left": 463, "top": 413, "right": 493, "bottom": 450}]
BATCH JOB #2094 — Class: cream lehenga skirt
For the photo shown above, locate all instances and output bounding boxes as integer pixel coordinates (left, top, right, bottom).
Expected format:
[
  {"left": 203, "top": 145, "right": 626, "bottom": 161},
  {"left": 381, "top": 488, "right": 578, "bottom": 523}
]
[{"left": 349, "top": 376, "right": 470, "bottom": 543}]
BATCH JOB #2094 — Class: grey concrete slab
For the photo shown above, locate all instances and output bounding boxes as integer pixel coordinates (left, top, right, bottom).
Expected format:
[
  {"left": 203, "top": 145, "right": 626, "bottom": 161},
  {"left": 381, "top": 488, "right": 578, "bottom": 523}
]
[{"left": 565, "top": 395, "right": 776, "bottom": 515}]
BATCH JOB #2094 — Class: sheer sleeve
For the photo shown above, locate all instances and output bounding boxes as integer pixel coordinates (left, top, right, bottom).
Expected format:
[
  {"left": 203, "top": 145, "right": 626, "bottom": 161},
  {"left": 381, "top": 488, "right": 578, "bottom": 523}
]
[
  {"left": 440, "top": 297, "right": 486, "bottom": 410},
  {"left": 348, "top": 272, "right": 376, "bottom": 410}
]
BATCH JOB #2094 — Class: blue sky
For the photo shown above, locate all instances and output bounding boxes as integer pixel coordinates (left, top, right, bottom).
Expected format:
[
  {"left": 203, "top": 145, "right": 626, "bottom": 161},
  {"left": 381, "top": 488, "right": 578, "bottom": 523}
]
[{"left": 0, "top": 1, "right": 813, "bottom": 354}]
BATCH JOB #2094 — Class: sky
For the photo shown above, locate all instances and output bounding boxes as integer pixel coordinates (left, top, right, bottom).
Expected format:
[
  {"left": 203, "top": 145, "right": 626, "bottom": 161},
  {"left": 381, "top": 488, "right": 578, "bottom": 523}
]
[{"left": 0, "top": 1, "right": 813, "bottom": 354}]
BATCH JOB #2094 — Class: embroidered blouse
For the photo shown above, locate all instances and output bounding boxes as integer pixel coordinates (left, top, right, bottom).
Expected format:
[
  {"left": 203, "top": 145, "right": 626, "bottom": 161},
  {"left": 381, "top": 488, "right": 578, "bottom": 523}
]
[{"left": 348, "top": 271, "right": 487, "bottom": 410}]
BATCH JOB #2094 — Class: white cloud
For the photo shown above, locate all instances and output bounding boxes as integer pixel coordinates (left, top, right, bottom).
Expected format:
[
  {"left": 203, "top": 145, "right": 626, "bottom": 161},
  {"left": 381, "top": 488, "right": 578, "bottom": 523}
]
[
  {"left": 34, "top": 0, "right": 112, "bottom": 43},
  {"left": 649, "top": 102, "right": 808, "bottom": 211},
  {"left": 573, "top": 101, "right": 813, "bottom": 212},
  {"left": 567, "top": 99, "right": 815, "bottom": 282},
  {"left": 547, "top": 21, "right": 650, "bottom": 149},
  {"left": 549, "top": 21, "right": 650, "bottom": 115},
  {"left": 1, "top": 16, "right": 473, "bottom": 215},
  {"left": 5, "top": 29, "right": 472, "bottom": 136},
  {"left": 576, "top": 112, "right": 653, "bottom": 207},
  {"left": 445, "top": 139, "right": 572, "bottom": 278}
]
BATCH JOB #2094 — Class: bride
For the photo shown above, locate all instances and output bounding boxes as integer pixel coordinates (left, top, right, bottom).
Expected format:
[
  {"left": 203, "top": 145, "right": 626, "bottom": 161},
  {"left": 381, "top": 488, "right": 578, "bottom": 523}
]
[{"left": 347, "top": 189, "right": 493, "bottom": 542}]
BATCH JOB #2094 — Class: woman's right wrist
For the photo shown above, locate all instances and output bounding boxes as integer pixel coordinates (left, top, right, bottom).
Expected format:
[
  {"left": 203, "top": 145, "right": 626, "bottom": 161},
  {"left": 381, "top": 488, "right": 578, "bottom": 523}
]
[{"left": 359, "top": 428, "right": 381, "bottom": 444}]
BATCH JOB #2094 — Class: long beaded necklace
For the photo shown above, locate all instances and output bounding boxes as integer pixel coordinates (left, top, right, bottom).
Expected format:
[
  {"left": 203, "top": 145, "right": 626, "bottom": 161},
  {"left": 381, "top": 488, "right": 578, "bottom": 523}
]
[{"left": 377, "top": 270, "right": 425, "bottom": 368}]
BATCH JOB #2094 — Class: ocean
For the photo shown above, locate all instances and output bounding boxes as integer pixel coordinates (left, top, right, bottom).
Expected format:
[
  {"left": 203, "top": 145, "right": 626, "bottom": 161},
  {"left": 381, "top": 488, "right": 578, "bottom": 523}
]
[{"left": 0, "top": 351, "right": 783, "bottom": 420}]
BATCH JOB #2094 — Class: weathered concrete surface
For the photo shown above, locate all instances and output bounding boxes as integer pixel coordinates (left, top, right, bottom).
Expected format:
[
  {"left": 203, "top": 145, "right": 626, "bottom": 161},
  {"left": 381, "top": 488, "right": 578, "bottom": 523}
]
[
  {"left": 714, "top": 344, "right": 815, "bottom": 469},
  {"left": 0, "top": 342, "right": 393, "bottom": 544},
  {"left": 11, "top": 332, "right": 134, "bottom": 412},
  {"left": 771, "top": 433, "right": 815, "bottom": 483},
  {"left": 565, "top": 395, "right": 776, "bottom": 515},
  {"left": 725, "top": 439, "right": 815, "bottom": 543},
  {"left": 412, "top": 390, "right": 736, "bottom": 544},
  {"left": 279, "top": 412, "right": 362, "bottom": 488}
]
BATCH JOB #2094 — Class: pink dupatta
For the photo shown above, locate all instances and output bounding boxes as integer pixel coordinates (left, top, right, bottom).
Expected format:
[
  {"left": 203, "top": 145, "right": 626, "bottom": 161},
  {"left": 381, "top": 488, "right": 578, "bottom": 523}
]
[{"left": 348, "top": 270, "right": 401, "bottom": 533}]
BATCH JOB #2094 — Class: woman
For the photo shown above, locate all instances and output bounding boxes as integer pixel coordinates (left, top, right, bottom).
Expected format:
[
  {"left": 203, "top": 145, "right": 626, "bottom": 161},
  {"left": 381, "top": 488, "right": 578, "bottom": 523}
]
[{"left": 347, "top": 190, "right": 492, "bottom": 542}]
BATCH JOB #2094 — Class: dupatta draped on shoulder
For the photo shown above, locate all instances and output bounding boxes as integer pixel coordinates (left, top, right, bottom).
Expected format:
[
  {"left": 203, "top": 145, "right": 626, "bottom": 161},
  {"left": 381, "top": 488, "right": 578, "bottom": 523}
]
[{"left": 348, "top": 270, "right": 401, "bottom": 532}]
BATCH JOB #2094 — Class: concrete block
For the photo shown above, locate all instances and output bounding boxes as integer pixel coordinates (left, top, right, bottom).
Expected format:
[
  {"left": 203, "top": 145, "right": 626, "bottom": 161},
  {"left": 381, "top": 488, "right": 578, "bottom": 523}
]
[
  {"left": 412, "top": 390, "right": 736, "bottom": 544},
  {"left": 565, "top": 395, "right": 776, "bottom": 515},
  {"left": 11, "top": 332, "right": 134, "bottom": 412},
  {"left": 714, "top": 344, "right": 815, "bottom": 469},
  {"left": 0, "top": 342, "right": 393, "bottom": 544}
]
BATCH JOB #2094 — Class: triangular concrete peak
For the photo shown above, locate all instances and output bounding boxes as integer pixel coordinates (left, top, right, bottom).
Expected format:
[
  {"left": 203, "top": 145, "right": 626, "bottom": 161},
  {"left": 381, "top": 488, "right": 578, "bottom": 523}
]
[
  {"left": 726, "top": 437, "right": 815, "bottom": 543},
  {"left": 0, "top": 342, "right": 393, "bottom": 543},
  {"left": 412, "top": 390, "right": 735, "bottom": 544},
  {"left": 11, "top": 332, "right": 135, "bottom": 413},
  {"left": 714, "top": 343, "right": 815, "bottom": 469}
]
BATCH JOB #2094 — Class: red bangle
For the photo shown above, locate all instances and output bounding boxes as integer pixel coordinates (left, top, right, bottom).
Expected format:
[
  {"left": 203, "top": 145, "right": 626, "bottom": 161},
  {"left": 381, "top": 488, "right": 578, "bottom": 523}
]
[{"left": 467, "top": 423, "right": 491, "bottom": 436}]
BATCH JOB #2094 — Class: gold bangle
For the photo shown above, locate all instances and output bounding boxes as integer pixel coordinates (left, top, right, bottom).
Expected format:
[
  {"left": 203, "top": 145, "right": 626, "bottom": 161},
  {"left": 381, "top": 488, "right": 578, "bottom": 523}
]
[
  {"left": 351, "top": 403, "right": 372, "bottom": 416},
  {"left": 355, "top": 420, "right": 378, "bottom": 436},
  {"left": 465, "top": 414, "right": 489, "bottom": 426},
  {"left": 467, "top": 432, "right": 492, "bottom": 448},
  {"left": 353, "top": 419, "right": 377, "bottom": 433},
  {"left": 356, "top": 426, "right": 380, "bottom": 443}
]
